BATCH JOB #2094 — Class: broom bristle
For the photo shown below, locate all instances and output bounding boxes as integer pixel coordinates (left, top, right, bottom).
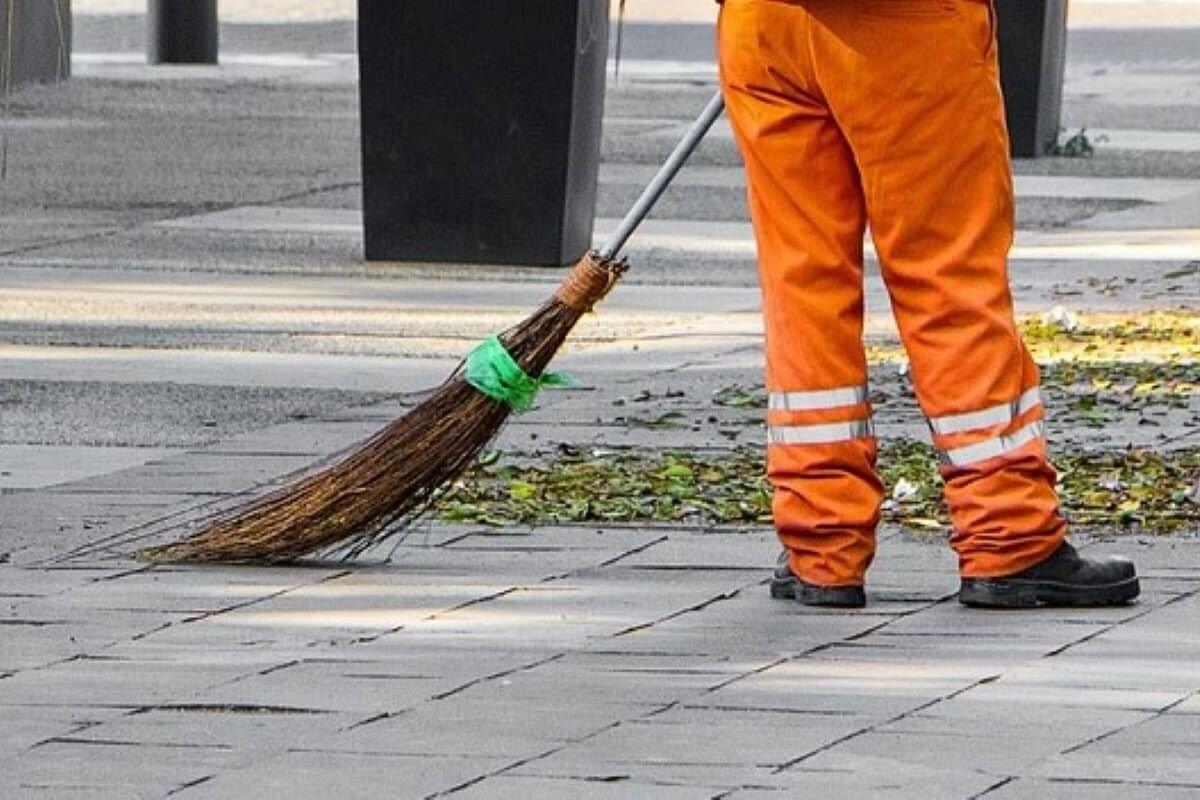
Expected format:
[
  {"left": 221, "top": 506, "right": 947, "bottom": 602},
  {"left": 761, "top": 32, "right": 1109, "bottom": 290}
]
[{"left": 137, "top": 252, "right": 627, "bottom": 564}]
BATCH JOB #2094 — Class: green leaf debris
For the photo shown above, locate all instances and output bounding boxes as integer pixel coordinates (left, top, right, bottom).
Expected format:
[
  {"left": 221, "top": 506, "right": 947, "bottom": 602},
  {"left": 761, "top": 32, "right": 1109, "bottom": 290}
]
[
  {"left": 440, "top": 443, "right": 1198, "bottom": 535},
  {"left": 437, "top": 310, "right": 1197, "bottom": 537}
]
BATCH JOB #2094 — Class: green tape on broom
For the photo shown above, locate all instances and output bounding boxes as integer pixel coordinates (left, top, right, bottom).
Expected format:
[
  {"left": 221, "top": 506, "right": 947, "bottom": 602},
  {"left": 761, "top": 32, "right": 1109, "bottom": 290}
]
[{"left": 465, "top": 335, "right": 574, "bottom": 413}]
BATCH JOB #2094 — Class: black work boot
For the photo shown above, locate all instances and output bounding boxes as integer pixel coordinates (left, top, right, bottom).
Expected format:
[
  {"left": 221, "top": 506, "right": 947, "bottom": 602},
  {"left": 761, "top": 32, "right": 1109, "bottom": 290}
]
[
  {"left": 959, "top": 542, "right": 1139, "bottom": 608},
  {"left": 770, "top": 551, "right": 866, "bottom": 608}
]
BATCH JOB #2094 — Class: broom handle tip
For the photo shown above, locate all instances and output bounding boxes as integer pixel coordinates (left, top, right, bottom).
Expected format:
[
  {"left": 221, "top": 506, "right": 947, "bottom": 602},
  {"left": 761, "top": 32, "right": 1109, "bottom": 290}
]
[{"left": 599, "top": 91, "right": 726, "bottom": 261}]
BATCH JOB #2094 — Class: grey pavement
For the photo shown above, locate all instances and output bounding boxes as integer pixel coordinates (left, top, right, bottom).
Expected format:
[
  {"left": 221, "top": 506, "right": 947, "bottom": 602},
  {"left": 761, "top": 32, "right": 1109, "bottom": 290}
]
[{"left": 1, "top": 8, "right": 1199, "bottom": 799}]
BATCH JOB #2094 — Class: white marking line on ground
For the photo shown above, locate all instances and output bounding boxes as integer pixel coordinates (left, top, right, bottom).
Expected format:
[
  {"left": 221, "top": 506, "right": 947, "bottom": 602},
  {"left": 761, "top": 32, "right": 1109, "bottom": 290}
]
[
  {"left": 1068, "top": 59, "right": 1200, "bottom": 72},
  {"left": 1012, "top": 176, "right": 1200, "bottom": 203},
  {"left": 153, "top": 208, "right": 1200, "bottom": 262},
  {"left": 1088, "top": 129, "right": 1200, "bottom": 154},
  {"left": 594, "top": 218, "right": 1200, "bottom": 262},
  {"left": 609, "top": 59, "right": 719, "bottom": 80},
  {"left": 600, "top": 164, "right": 1200, "bottom": 202},
  {"left": 645, "top": 118, "right": 1200, "bottom": 154},
  {"left": 154, "top": 206, "right": 362, "bottom": 234},
  {"left": 0, "top": 345, "right": 460, "bottom": 393}
]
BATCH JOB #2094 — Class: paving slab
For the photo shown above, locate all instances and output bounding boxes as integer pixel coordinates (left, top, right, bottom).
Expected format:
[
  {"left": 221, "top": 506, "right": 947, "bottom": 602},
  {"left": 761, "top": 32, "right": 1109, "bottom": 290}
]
[
  {"left": 509, "top": 753, "right": 788, "bottom": 797},
  {"left": 334, "top": 697, "right": 649, "bottom": 760},
  {"left": 0, "top": 654, "right": 262, "bottom": 709},
  {"left": 878, "top": 704, "right": 1154, "bottom": 748},
  {"left": 190, "top": 658, "right": 472, "bottom": 717},
  {"left": 0, "top": 490, "right": 198, "bottom": 564},
  {"left": 0, "top": 702, "right": 131, "bottom": 762},
  {"left": 1031, "top": 743, "right": 1200, "bottom": 788},
  {"left": 1173, "top": 694, "right": 1200, "bottom": 715},
  {"left": 51, "top": 704, "right": 354, "bottom": 758},
  {"left": 0, "top": 445, "right": 177, "bottom": 490},
  {"left": 983, "top": 778, "right": 1200, "bottom": 800},
  {"left": 602, "top": 705, "right": 872, "bottom": 769},
  {"left": 450, "top": 774, "right": 712, "bottom": 800},
  {"left": 768, "top": 752, "right": 1009, "bottom": 799},
  {"left": 171, "top": 749, "right": 513, "bottom": 799},
  {"left": 0, "top": 737, "right": 244, "bottom": 798},
  {"left": 797, "top": 726, "right": 1059, "bottom": 782}
]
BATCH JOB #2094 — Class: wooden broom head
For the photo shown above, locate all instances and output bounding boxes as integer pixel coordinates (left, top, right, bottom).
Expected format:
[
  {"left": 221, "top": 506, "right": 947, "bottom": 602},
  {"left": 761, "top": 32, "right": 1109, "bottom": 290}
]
[{"left": 133, "top": 251, "right": 629, "bottom": 565}]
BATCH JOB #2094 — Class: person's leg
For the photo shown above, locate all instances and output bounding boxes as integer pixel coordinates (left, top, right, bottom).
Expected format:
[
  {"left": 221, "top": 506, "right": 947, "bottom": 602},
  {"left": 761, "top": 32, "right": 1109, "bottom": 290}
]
[
  {"left": 719, "top": 0, "right": 881, "bottom": 597},
  {"left": 808, "top": 0, "right": 1066, "bottom": 577},
  {"left": 808, "top": 1, "right": 1135, "bottom": 605}
]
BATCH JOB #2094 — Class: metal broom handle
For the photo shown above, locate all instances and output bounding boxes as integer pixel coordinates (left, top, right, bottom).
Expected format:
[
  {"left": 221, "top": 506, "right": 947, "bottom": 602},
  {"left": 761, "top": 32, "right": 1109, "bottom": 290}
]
[{"left": 598, "top": 91, "right": 726, "bottom": 260}]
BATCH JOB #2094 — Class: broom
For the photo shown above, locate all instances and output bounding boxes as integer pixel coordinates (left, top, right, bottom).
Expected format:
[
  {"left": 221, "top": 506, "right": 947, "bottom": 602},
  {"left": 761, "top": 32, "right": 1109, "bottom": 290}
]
[{"left": 138, "top": 91, "right": 727, "bottom": 564}]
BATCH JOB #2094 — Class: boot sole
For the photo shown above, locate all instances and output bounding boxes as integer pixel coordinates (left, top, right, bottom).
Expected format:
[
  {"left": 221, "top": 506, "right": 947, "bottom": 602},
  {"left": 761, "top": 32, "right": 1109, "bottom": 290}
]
[
  {"left": 770, "top": 575, "right": 866, "bottom": 608},
  {"left": 959, "top": 576, "right": 1140, "bottom": 608}
]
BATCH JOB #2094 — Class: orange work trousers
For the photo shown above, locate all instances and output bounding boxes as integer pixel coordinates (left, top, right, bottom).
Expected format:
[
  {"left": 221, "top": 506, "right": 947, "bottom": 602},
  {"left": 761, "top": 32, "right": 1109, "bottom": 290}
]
[{"left": 718, "top": 0, "right": 1067, "bottom": 586}]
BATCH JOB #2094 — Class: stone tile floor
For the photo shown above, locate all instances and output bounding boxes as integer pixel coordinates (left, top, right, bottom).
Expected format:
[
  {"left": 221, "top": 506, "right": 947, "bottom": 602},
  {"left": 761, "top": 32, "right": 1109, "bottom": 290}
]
[{"left": 3, "top": 514, "right": 1198, "bottom": 797}]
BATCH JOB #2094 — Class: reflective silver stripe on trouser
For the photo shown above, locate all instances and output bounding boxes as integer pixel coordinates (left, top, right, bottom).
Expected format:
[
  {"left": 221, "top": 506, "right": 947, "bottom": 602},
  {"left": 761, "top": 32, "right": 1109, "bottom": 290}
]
[
  {"left": 768, "top": 418, "right": 875, "bottom": 446},
  {"left": 928, "top": 387, "right": 1043, "bottom": 436},
  {"left": 769, "top": 384, "right": 868, "bottom": 412},
  {"left": 939, "top": 420, "right": 1045, "bottom": 467}
]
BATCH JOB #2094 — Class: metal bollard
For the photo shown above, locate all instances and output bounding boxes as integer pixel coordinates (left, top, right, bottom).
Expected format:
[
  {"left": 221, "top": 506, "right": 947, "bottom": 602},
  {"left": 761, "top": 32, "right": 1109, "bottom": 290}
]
[
  {"left": 997, "top": 0, "right": 1068, "bottom": 158},
  {"left": 357, "top": 0, "right": 610, "bottom": 266},
  {"left": 147, "top": 0, "right": 217, "bottom": 65},
  {"left": 0, "top": 0, "right": 72, "bottom": 88}
]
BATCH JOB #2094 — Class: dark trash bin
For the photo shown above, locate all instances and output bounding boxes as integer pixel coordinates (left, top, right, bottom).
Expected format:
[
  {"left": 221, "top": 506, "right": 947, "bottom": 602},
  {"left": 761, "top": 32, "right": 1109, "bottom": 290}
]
[
  {"left": 997, "top": 0, "right": 1069, "bottom": 158},
  {"left": 0, "top": 0, "right": 71, "bottom": 88},
  {"left": 147, "top": 0, "right": 218, "bottom": 65},
  {"left": 357, "top": 0, "right": 610, "bottom": 265}
]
